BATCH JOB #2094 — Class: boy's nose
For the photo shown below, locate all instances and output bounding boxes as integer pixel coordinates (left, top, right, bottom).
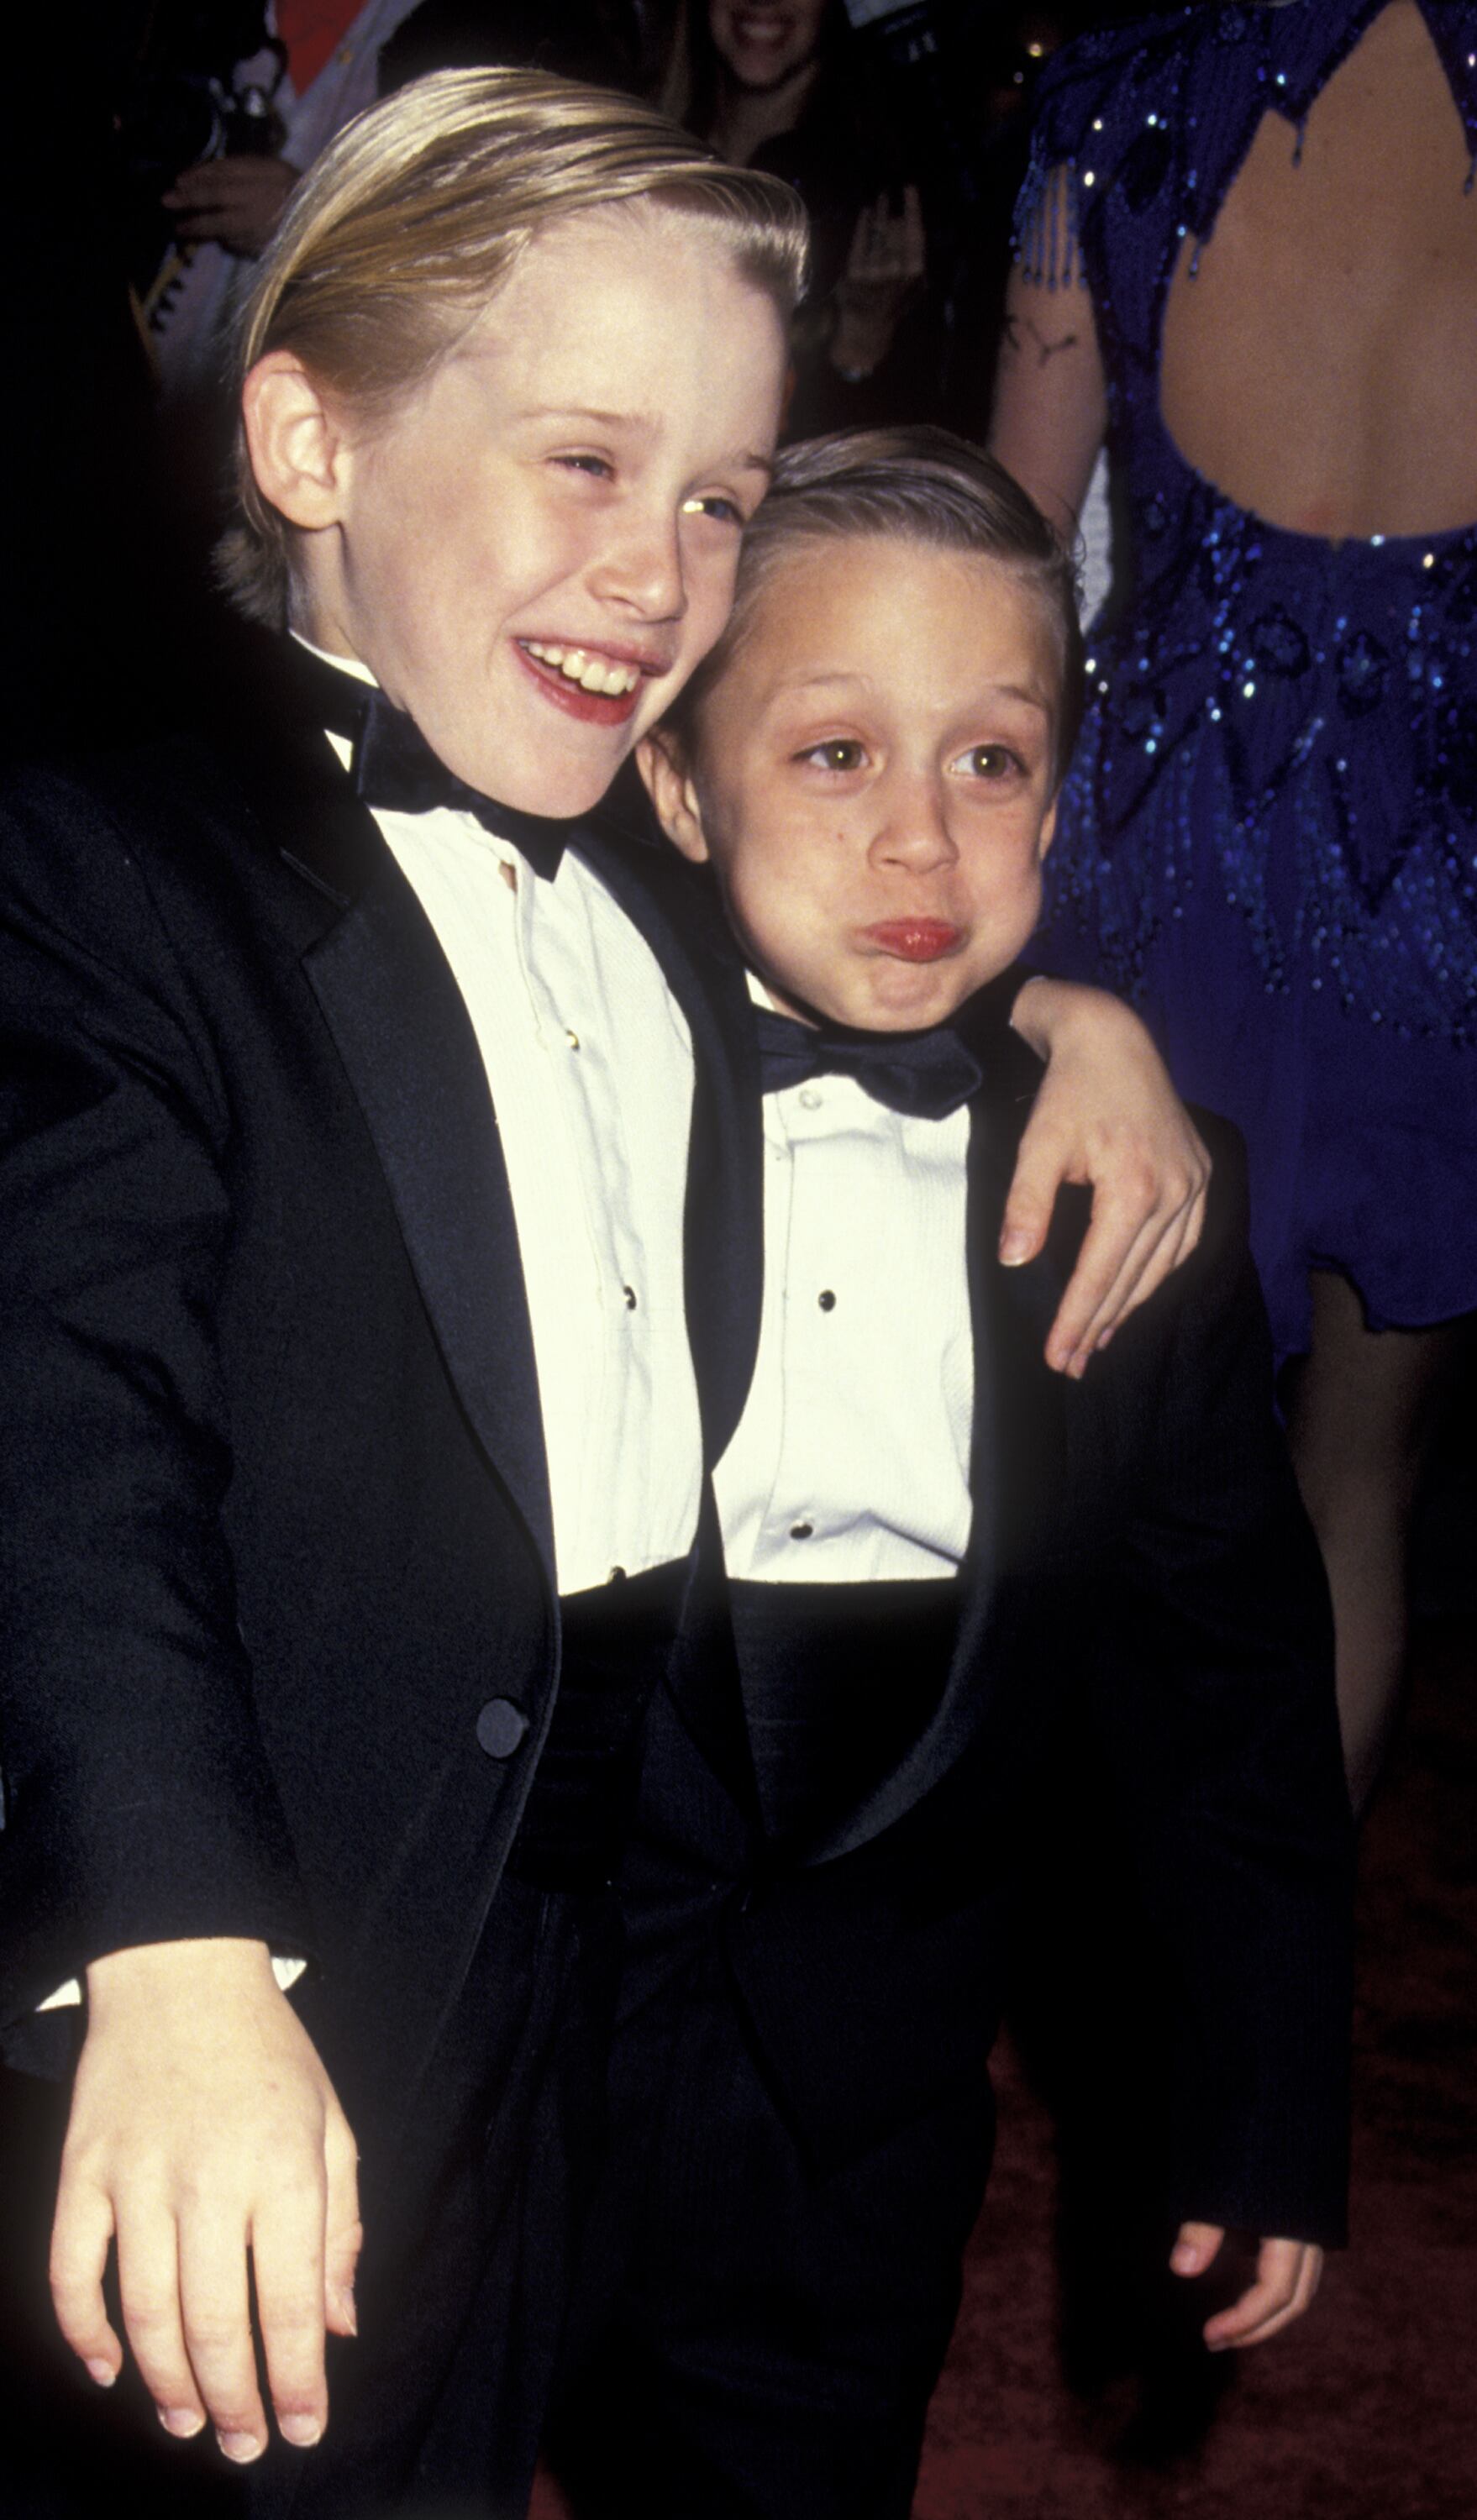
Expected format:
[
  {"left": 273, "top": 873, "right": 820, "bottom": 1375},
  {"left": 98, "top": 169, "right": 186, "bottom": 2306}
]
[
  {"left": 589, "top": 508, "right": 686, "bottom": 622},
  {"left": 870, "top": 775, "right": 959, "bottom": 874}
]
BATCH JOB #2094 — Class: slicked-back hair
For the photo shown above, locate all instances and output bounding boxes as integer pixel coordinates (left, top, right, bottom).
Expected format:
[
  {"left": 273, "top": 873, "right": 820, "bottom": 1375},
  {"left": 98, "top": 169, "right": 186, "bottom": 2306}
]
[
  {"left": 218, "top": 66, "right": 810, "bottom": 625},
  {"left": 669, "top": 424, "right": 1086, "bottom": 785}
]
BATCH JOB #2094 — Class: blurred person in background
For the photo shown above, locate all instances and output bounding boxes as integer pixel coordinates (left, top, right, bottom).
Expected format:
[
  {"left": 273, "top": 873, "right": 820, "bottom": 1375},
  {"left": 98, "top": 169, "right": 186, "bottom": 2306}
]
[
  {"left": 991, "top": 0, "right": 1477, "bottom": 1812},
  {"left": 124, "top": 1, "right": 421, "bottom": 544},
  {"left": 147, "top": 2, "right": 420, "bottom": 390},
  {"left": 660, "top": 0, "right": 939, "bottom": 432}
]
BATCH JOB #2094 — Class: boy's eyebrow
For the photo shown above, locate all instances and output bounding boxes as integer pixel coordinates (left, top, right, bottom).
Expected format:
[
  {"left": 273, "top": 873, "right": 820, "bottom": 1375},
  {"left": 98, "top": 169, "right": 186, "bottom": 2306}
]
[
  {"left": 778, "top": 671, "right": 1051, "bottom": 713},
  {"left": 516, "top": 403, "right": 774, "bottom": 476},
  {"left": 978, "top": 681, "right": 1053, "bottom": 716},
  {"left": 518, "top": 402, "right": 659, "bottom": 430}
]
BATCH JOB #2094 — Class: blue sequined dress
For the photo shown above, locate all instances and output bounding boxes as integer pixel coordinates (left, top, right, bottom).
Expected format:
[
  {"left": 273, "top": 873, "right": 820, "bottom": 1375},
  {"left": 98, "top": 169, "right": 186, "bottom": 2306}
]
[{"left": 1020, "top": 1, "right": 1477, "bottom": 1357}]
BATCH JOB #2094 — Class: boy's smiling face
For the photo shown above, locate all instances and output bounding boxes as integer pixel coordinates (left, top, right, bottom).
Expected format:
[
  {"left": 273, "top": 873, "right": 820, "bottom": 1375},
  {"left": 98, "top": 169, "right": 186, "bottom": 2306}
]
[
  {"left": 643, "top": 535, "right": 1061, "bottom": 1030},
  {"left": 262, "top": 205, "right": 786, "bottom": 818}
]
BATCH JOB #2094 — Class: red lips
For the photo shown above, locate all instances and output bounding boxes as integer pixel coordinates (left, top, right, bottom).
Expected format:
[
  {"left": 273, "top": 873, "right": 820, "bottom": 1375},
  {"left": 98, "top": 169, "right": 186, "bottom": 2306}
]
[
  {"left": 514, "top": 643, "right": 647, "bottom": 727},
  {"left": 861, "top": 921, "right": 962, "bottom": 962}
]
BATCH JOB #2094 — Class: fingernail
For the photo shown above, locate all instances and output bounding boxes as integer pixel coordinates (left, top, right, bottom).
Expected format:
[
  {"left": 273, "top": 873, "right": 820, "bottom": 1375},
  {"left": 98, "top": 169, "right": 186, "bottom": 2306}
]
[
  {"left": 217, "top": 2431, "right": 265, "bottom": 2465},
  {"left": 280, "top": 2414, "right": 323, "bottom": 2448},
  {"left": 1068, "top": 1352, "right": 1089, "bottom": 1381},
  {"left": 1170, "top": 2244, "right": 1199, "bottom": 2274},
  {"left": 160, "top": 2407, "right": 206, "bottom": 2439},
  {"left": 86, "top": 2359, "right": 117, "bottom": 2389},
  {"left": 999, "top": 1232, "right": 1031, "bottom": 1265}
]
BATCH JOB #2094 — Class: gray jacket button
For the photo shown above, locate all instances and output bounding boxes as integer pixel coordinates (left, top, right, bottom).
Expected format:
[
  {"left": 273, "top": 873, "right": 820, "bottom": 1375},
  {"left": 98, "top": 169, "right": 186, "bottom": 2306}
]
[{"left": 476, "top": 1697, "right": 530, "bottom": 1759}]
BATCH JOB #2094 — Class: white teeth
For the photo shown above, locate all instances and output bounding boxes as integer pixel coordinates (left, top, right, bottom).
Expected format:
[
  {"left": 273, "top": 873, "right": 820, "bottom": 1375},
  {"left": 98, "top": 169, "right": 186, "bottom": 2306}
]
[{"left": 524, "top": 641, "right": 639, "bottom": 696}]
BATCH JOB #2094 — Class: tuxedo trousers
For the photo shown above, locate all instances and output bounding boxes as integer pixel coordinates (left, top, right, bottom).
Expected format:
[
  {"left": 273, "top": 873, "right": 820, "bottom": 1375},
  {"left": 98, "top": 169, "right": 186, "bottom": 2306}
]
[{"left": 553, "top": 1587, "right": 997, "bottom": 2520}]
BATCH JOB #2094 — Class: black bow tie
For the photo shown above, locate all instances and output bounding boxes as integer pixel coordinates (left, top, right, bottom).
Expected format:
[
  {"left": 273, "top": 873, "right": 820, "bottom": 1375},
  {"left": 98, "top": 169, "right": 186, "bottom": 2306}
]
[
  {"left": 753, "top": 1004, "right": 983, "bottom": 1121},
  {"left": 307, "top": 655, "right": 573, "bottom": 881}
]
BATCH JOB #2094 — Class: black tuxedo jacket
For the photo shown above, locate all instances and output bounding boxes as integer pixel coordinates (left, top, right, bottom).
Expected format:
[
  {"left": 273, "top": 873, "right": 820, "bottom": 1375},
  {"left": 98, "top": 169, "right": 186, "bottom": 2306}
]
[
  {"left": 0, "top": 661, "right": 1351, "bottom": 2250},
  {"left": 631, "top": 877, "right": 1354, "bottom": 2249},
  {"left": 0, "top": 654, "right": 762, "bottom": 2172}
]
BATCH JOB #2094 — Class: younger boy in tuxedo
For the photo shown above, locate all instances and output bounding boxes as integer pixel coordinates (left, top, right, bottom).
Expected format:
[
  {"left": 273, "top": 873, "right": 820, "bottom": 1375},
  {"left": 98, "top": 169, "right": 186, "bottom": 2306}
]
[{"left": 552, "top": 429, "right": 1354, "bottom": 2520}]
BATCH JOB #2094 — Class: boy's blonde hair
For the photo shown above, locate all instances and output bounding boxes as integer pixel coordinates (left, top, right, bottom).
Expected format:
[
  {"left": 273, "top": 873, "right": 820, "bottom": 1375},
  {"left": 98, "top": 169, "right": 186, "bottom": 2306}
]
[
  {"left": 218, "top": 67, "right": 810, "bottom": 626},
  {"left": 670, "top": 425, "right": 1087, "bottom": 785}
]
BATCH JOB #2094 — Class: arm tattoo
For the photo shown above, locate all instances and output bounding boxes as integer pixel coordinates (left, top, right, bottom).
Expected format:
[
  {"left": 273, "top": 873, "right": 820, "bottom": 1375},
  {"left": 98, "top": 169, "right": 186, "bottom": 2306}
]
[{"left": 1004, "top": 311, "right": 1081, "bottom": 369}]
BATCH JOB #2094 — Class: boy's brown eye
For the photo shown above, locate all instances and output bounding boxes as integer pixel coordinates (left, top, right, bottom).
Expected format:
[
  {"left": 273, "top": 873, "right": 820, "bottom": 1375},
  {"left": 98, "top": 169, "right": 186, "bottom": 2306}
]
[
  {"left": 800, "top": 739, "right": 866, "bottom": 772},
  {"left": 959, "top": 744, "right": 1019, "bottom": 779}
]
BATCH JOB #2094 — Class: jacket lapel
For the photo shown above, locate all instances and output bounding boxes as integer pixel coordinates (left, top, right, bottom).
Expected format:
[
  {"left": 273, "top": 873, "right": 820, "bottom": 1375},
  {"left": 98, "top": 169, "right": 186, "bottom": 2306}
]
[
  {"left": 235, "top": 705, "right": 558, "bottom": 1584},
  {"left": 954, "top": 1107, "right": 1074, "bottom": 1724},
  {"left": 302, "top": 851, "right": 556, "bottom": 1582},
  {"left": 806, "top": 1007, "right": 1071, "bottom": 1865}
]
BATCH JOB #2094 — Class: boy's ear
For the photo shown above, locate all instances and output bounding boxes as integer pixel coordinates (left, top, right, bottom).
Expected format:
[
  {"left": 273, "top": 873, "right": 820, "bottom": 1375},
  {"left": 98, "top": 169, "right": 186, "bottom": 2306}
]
[
  {"left": 635, "top": 728, "right": 712, "bottom": 864},
  {"left": 242, "top": 350, "right": 353, "bottom": 529}
]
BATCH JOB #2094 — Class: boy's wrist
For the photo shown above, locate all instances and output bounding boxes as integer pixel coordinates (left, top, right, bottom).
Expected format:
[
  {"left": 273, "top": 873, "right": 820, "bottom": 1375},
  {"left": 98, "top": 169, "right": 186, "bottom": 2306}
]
[
  {"left": 1006, "top": 969, "right": 1080, "bottom": 1058},
  {"left": 1008, "top": 972, "right": 1137, "bottom": 1062},
  {"left": 84, "top": 1935, "right": 279, "bottom": 2024}
]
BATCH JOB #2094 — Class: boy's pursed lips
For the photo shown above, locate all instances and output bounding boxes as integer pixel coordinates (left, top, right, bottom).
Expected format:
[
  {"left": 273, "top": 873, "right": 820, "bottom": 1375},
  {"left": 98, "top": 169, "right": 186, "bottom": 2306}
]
[{"left": 860, "top": 921, "right": 963, "bottom": 962}]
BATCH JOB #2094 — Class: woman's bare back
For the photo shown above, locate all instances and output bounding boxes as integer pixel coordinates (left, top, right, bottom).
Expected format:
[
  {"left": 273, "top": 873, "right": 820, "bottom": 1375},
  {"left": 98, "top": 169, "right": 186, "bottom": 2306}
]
[{"left": 1159, "top": 3, "right": 1477, "bottom": 538}]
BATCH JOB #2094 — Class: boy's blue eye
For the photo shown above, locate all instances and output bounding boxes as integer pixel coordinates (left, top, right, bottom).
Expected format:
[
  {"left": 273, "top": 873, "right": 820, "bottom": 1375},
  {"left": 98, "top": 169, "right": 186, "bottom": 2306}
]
[
  {"left": 681, "top": 493, "right": 744, "bottom": 525},
  {"left": 557, "top": 454, "right": 614, "bottom": 479}
]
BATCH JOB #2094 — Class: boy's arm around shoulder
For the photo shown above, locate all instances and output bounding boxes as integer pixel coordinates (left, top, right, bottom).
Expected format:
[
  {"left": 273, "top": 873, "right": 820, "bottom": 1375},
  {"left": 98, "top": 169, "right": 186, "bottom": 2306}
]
[
  {"left": 1080, "top": 1116, "right": 1354, "bottom": 2252},
  {"left": 1001, "top": 974, "right": 1212, "bottom": 1376}
]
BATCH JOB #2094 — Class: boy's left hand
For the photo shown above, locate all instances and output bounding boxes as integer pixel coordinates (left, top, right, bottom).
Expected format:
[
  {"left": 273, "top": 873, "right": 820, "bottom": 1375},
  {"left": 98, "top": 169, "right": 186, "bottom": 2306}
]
[
  {"left": 1170, "top": 2220, "right": 1324, "bottom": 2349},
  {"left": 1002, "top": 978, "right": 1211, "bottom": 1376}
]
